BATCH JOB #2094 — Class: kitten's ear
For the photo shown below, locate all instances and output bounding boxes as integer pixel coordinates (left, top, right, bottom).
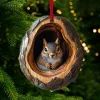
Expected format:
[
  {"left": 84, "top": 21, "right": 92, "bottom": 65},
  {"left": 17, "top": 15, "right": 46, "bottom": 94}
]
[
  {"left": 55, "top": 38, "right": 59, "bottom": 45},
  {"left": 43, "top": 38, "right": 47, "bottom": 46}
]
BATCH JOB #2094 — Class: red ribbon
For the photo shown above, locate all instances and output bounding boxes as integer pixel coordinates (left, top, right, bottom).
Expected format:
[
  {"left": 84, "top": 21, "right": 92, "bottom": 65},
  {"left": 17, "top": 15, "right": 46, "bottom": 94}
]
[{"left": 49, "top": 0, "right": 54, "bottom": 21}]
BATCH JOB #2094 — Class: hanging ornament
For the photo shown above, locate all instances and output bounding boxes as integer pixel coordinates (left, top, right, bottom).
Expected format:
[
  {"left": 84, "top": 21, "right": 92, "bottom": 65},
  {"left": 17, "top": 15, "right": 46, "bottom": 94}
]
[{"left": 19, "top": 0, "right": 84, "bottom": 90}]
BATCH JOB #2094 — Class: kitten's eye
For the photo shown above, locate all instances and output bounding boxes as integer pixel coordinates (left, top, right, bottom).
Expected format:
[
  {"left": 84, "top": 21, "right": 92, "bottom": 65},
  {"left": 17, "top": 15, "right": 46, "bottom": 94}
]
[{"left": 44, "top": 47, "right": 48, "bottom": 52}]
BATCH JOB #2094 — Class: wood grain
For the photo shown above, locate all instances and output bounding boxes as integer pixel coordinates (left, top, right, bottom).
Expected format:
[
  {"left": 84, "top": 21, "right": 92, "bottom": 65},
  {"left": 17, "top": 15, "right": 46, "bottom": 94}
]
[{"left": 19, "top": 16, "right": 84, "bottom": 90}]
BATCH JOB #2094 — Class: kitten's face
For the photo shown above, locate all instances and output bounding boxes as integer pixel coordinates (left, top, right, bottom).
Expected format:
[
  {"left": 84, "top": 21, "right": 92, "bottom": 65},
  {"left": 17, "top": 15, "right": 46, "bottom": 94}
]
[{"left": 41, "top": 38, "right": 62, "bottom": 59}]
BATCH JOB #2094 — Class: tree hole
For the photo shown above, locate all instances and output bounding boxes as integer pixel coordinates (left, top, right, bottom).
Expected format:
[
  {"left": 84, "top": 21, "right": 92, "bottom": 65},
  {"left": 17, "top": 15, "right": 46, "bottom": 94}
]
[{"left": 34, "top": 23, "right": 69, "bottom": 71}]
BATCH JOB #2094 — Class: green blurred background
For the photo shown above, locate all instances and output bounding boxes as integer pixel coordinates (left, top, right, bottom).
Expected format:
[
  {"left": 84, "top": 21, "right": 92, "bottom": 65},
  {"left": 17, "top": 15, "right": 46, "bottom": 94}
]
[{"left": 0, "top": 0, "right": 100, "bottom": 100}]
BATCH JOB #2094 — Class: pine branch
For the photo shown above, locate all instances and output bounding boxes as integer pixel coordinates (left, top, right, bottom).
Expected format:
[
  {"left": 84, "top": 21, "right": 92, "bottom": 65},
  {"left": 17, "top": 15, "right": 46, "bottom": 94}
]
[
  {"left": 0, "top": 0, "right": 35, "bottom": 47},
  {"left": 66, "top": 96, "right": 83, "bottom": 100},
  {"left": 18, "top": 94, "right": 42, "bottom": 100},
  {"left": 51, "top": 94, "right": 83, "bottom": 100},
  {"left": 0, "top": 68, "right": 18, "bottom": 100}
]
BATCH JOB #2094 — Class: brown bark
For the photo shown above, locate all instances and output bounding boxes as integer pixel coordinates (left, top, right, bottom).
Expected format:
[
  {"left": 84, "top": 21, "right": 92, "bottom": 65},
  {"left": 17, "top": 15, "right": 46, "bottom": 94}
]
[{"left": 19, "top": 16, "right": 84, "bottom": 90}]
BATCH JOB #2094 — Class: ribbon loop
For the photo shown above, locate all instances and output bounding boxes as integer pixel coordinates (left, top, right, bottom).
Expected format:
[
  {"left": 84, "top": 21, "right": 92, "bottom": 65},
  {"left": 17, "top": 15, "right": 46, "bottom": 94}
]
[{"left": 49, "top": 0, "right": 54, "bottom": 22}]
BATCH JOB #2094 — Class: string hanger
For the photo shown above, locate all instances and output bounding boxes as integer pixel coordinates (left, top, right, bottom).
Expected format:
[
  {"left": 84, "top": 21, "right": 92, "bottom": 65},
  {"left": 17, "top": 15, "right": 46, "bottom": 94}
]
[{"left": 49, "top": 0, "right": 54, "bottom": 22}]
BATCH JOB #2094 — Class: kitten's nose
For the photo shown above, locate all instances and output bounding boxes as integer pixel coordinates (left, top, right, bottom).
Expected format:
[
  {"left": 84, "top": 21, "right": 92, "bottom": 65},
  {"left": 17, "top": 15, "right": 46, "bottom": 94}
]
[{"left": 49, "top": 53, "right": 55, "bottom": 58}]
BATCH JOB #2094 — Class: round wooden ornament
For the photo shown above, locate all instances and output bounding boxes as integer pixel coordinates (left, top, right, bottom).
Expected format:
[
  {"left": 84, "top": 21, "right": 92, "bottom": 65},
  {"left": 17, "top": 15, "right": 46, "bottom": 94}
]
[{"left": 19, "top": 16, "right": 84, "bottom": 90}]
